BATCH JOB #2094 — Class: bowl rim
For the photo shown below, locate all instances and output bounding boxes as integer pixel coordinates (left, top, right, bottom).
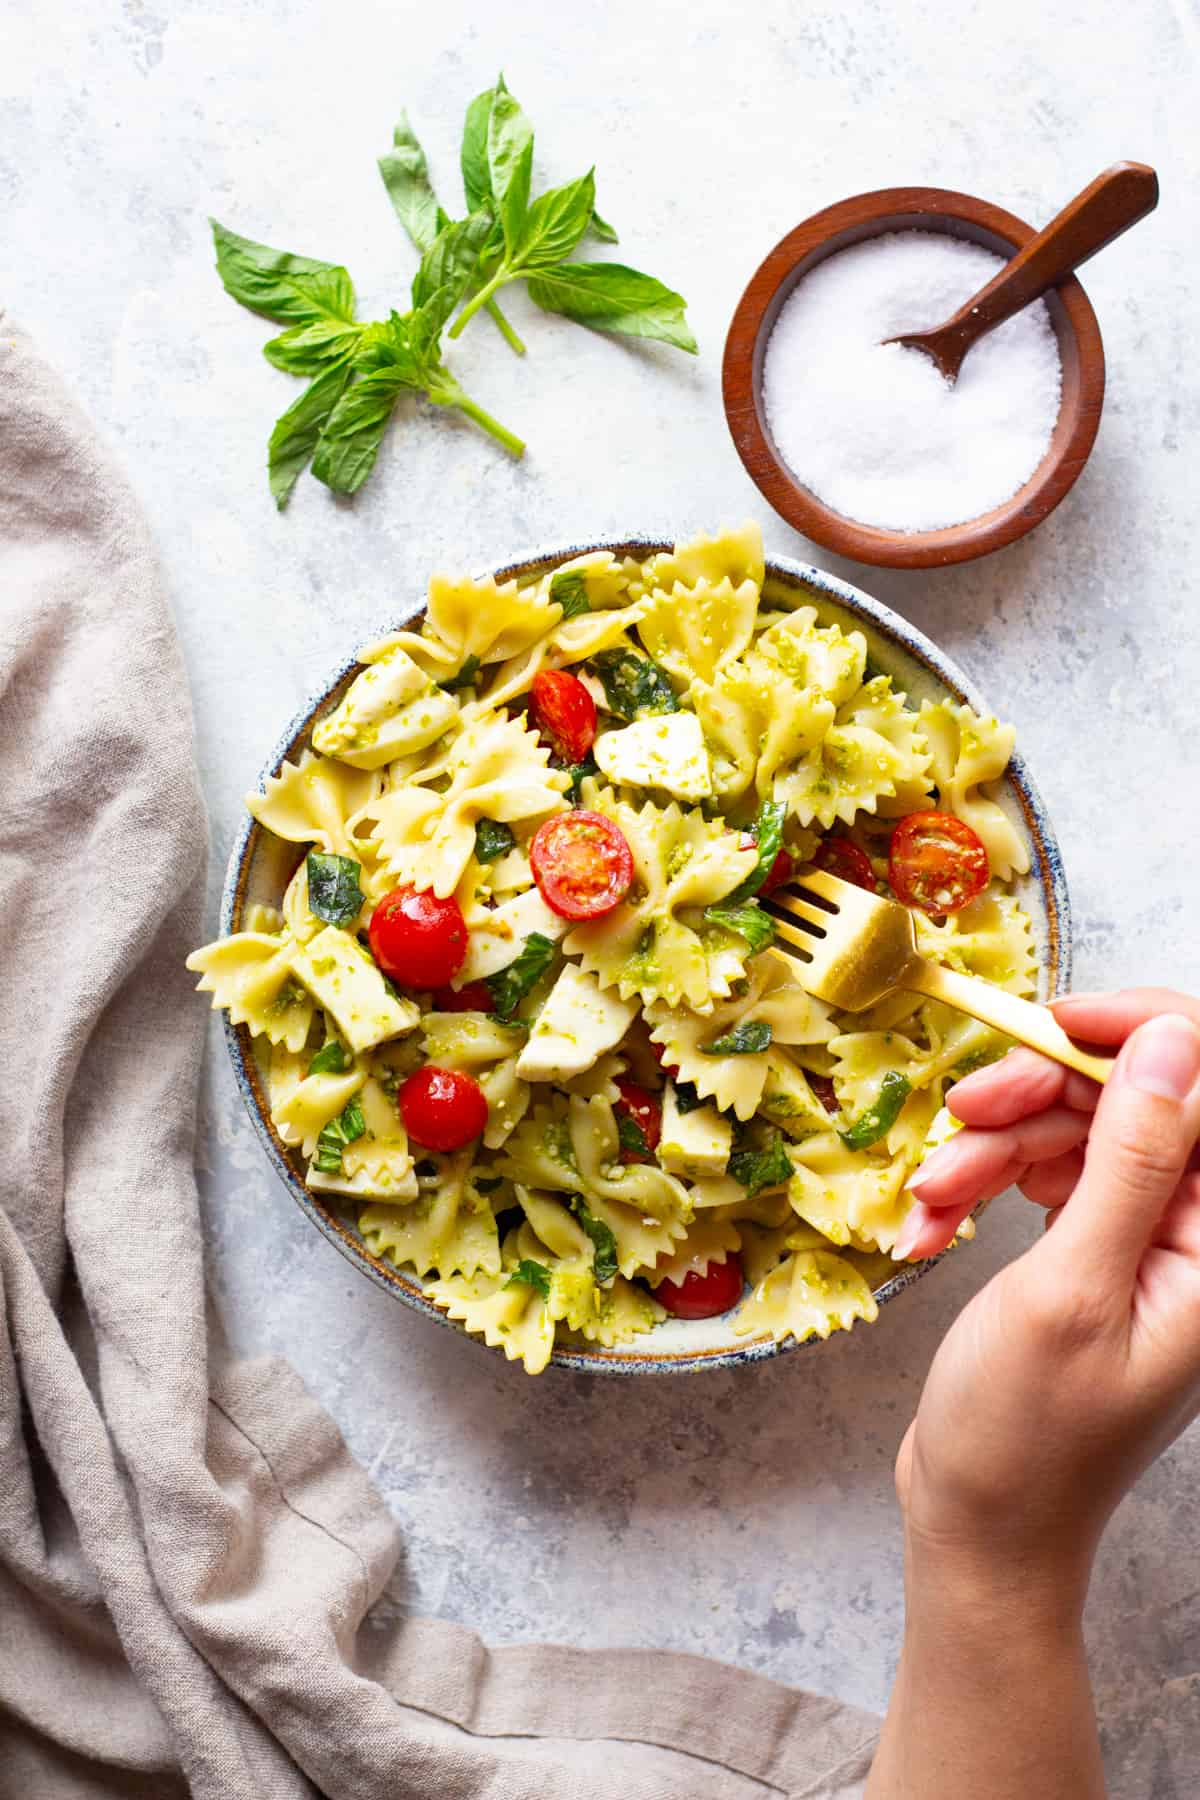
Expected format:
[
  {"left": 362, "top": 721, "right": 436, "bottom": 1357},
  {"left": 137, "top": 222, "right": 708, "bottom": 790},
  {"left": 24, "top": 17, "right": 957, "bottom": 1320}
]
[
  {"left": 721, "top": 185, "right": 1106, "bottom": 569},
  {"left": 219, "top": 539, "right": 1072, "bottom": 1375}
]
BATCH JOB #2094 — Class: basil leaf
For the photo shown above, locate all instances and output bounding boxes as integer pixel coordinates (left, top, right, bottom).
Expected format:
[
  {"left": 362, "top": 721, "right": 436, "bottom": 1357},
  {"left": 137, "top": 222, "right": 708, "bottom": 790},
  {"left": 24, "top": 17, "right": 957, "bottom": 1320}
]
[
  {"left": 701, "top": 1019, "right": 772, "bottom": 1057},
  {"left": 306, "top": 851, "right": 364, "bottom": 927},
  {"left": 486, "top": 931, "right": 557, "bottom": 1020},
  {"left": 704, "top": 902, "right": 776, "bottom": 955},
  {"left": 474, "top": 1174, "right": 504, "bottom": 1193},
  {"left": 474, "top": 819, "right": 515, "bottom": 863},
  {"left": 569, "top": 1196, "right": 619, "bottom": 1283},
  {"left": 727, "top": 800, "right": 787, "bottom": 902},
  {"left": 728, "top": 1133, "right": 794, "bottom": 1198},
  {"left": 263, "top": 318, "right": 362, "bottom": 375},
  {"left": 505, "top": 1258, "right": 551, "bottom": 1300},
  {"left": 313, "top": 1097, "right": 366, "bottom": 1173},
  {"left": 310, "top": 367, "right": 411, "bottom": 495},
  {"left": 441, "top": 653, "right": 480, "bottom": 691},
  {"left": 378, "top": 112, "right": 446, "bottom": 253},
  {"left": 211, "top": 221, "right": 357, "bottom": 328},
  {"left": 564, "top": 755, "right": 597, "bottom": 804},
  {"left": 267, "top": 359, "right": 354, "bottom": 509},
  {"left": 617, "top": 1112, "right": 650, "bottom": 1158},
  {"left": 549, "top": 569, "right": 592, "bottom": 619},
  {"left": 839, "top": 1071, "right": 913, "bottom": 1151},
  {"left": 307, "top": 1039, "right": 350, "bottom": 1076},
  {"left": 486, "top": 82, "right": 534, "bottom": 253},
  {"left": 461, "top": 83, "right": 498, "bottom": 212},
  {"left": 411, "top": 209, "right": 494, "bottom": 321},
  {"left": 589, "top": 647, "right": 679, "bottom": 721},
  {"left": 589, "top": 205, "right": 619, "bottom": 244},
  {"left": 525, "top": 260, "right": 697, "bottom": 353},
  {"left": 512, "top": 170, "right": 595, "bottom": 272}
]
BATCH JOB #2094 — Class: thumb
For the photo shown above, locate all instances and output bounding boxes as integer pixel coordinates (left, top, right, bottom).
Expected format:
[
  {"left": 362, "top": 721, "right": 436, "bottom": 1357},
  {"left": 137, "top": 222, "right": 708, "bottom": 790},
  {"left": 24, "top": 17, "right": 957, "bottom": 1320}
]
[{"left": 1050, "top": 1013, "right": 1200, "bottom": 1286}]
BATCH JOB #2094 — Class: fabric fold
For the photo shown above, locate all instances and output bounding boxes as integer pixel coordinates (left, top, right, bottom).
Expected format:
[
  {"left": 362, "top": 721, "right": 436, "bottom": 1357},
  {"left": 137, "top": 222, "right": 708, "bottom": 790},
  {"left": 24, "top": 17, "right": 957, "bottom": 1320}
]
[{"left": 0, "top": 310, "right": 878, "bottom": 1800}]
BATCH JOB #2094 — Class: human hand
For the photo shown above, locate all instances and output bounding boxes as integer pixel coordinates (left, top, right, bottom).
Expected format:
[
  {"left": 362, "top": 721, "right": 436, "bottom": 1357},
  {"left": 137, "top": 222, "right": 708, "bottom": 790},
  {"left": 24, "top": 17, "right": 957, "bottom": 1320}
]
[{"left": 892, "top": 990, "right": 1200, "bottom": 1603}]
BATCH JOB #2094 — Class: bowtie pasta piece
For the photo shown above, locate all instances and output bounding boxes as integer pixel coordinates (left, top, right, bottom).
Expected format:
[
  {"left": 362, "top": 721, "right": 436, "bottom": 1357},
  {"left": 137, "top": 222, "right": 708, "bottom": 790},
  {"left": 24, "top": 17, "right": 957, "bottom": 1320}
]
[
  {"left": 733, "top": 1248, "right": 879, "bottom": 1345},
  {"left": 920, "top": 700, "right": 1030, "bottom": 881},
  {"left": 247, "top": 751, "right": 381, "bottom": 858}
]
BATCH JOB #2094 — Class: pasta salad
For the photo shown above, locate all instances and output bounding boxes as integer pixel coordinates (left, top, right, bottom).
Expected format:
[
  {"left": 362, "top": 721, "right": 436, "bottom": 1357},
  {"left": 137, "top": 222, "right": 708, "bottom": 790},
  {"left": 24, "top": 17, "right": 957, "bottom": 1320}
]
[{"left": 189, "top": 523, "right": 1035, "bottom": 1373}]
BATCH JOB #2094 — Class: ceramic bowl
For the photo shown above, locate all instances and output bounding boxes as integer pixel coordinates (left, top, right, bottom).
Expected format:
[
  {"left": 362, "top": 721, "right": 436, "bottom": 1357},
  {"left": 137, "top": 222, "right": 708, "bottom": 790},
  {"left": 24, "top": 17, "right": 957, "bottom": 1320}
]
[
  {"left": 220, "top": 541, "right": 1072, "bottom": 1374},
  {"left": 722, "top": 186, "right": 1105, "bottom": 569}
]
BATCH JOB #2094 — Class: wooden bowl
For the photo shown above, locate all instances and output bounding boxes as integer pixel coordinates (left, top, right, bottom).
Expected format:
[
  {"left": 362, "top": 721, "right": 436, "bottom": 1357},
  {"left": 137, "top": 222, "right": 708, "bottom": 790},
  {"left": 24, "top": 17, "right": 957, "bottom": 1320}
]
[{"left": 722, "top": 187, "right": 1105, "bottom": 569}]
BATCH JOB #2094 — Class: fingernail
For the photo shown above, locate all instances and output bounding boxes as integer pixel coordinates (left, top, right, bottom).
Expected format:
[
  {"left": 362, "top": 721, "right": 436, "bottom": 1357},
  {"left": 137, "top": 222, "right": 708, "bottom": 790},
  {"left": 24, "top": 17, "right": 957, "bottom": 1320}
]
[
  {"left": 1124, "top": 1015, "right": 1200, "bottom": 1101},
  {"left": 891, "top": 1209, "right": 926, "bottom": 1261}
]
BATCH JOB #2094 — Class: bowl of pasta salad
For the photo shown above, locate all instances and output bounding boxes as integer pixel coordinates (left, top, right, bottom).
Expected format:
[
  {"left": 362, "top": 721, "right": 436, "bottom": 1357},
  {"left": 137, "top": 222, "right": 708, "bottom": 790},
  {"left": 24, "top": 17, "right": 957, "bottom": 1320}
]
[{"left": 190, "top": 522, "right": 1070, "bottom": 1375}]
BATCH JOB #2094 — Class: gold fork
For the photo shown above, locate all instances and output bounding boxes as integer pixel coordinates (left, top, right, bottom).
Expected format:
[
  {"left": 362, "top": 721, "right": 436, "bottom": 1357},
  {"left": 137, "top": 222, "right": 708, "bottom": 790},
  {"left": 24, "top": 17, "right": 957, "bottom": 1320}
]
[{"left": 763, "top": 868, "right": 1114, "bottom": 1085}]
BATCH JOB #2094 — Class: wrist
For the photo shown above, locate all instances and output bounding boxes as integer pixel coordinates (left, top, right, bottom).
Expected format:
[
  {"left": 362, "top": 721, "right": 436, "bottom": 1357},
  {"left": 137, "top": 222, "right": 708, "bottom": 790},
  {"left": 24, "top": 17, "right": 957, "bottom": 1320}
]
[{"left": 903, "top": 1522, "right": 1092, "bottom": 1645}]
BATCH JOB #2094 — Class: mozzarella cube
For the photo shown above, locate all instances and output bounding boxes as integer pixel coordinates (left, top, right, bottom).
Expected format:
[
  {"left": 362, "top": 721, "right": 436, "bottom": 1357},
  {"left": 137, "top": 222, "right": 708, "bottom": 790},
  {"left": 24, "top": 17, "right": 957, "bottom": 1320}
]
[
  {"left": 291, "top": 926, "right": 420, "bottom": 1053},
  {"left": 593, "top": 711, "right": 712, "bottom": 801},
  {"left": 312, "top": 646, "right": 457, "bottom": 770},
  {"left": 457, "top": 889, "right": 568, "bottom": 983},
  {"left": 659, "top": 1082, "right": 732, "bottom": 1178},
  {"left": 515, "top": 964, "right": 639, "bottom": 1083}
]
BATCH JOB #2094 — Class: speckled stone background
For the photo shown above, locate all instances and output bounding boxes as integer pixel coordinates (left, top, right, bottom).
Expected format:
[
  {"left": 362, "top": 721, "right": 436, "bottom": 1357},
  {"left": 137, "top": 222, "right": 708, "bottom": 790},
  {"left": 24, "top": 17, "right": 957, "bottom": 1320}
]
[{"left": 5, "top": 1, "right": 1199, "bottom": 1790}]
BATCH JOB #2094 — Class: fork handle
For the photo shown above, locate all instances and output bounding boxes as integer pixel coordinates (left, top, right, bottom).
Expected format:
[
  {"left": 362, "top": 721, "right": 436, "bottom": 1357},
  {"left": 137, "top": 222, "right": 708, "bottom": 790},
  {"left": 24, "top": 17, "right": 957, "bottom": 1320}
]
[{"left": 907, "top": 962, "right": 1116, "bottom": 1085}]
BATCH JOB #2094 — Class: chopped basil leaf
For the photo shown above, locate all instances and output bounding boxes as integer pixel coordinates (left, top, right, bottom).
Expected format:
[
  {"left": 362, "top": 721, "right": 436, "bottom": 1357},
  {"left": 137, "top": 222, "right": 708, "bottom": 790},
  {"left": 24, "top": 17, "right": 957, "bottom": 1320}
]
[
  {"left": 616, "top": 1112, "right": 650, "bottom": 1157},
  {"left": 306, "top": 851, "right": 363, "bottom": 927},
  {"left": 485, "top": 930, "right": 557, "bottom": 1020},
  {"left": 307, "top": 1039, "right": 351, "bottom": 1076},
  {"left": 671, "top": 1080, "right": 707, "bottom": 1114},
  {"left": 568, "top": 1195, "right": 619, "bottom": 1283},
  {"left": 589, "top": 646, "right": 679, "bottom": 720},
  {"left": 704, "top": 901, "right": 776, "bottom": 954},
  {"left": 728, "top": 1133, "right": 794, "bottom": 1198},
  {"left": 701, "top": 1019, "right": 772, "bottom": 1056},
  {"left": 414, "top": 1158, "right": 439, "bottom": 1177},
  {"left": 441, "top": 652, "right": 480, "bottom": 691},
  {"left": 549, "top": 569, "right": 592, "bottom": 619},
  {"left": 564, "top": 754, "right": 597, "bottom": 804},
  {"left": 474, "top": 818, "right": 516, "bottom": 862},
  {"left": 313, "top": 1096, "right": 366, "bottom": 1172},
  {"left": 474, "top": 1174, "right": 504, "bottom": 1193},
  {"left": 727, "top": 799, "right": 787, "bottom": 902},
  {"left": 839, "top": 1071, "right": 913, "bottom": 1150},
  {"left": 505, "top": 1258, "right": 552, "bottom": 1300}
]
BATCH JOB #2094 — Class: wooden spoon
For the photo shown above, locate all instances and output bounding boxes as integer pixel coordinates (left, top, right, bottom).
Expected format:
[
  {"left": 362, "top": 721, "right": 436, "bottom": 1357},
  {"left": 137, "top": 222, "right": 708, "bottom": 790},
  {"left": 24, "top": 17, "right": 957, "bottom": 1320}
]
[{"left": 886, "top": 162, "right": 1159, "bottom": 382}]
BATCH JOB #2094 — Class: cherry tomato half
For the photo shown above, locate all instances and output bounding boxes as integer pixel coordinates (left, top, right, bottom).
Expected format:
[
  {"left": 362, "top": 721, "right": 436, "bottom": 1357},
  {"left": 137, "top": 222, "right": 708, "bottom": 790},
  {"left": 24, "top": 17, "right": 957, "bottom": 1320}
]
[
  {"left": 812, "top": 836, "right": 875, "bottom": 891},
  {"left": 655, "top": 1253, "right": 745, "bottom": 1320},
  {"left": 614, "top": 1077, "right": 662, "bottom": 1163},
  {"left": 399, "top": 1065, "right": 488, "bottom": 1152},
  {"left": 738, "top": 833, "right": 795, "bottom": 895},
  {"left": 430, "top": 980, "right": 495, "bottom": 1014},
  {"left": 807, "top": 1073, "right": 840, "bottom": 1115},
  {"left": 530, "top": 810, "right": 634, "bottom": 921},
  {"left": 888, "top": 810, "right": 990, "bottom": 916},
  {"left": 368, "top": 887, "right": 468, "bottom": 989},
  {"left": 530, "top": 669, "right": 597, "bottom": 765}
]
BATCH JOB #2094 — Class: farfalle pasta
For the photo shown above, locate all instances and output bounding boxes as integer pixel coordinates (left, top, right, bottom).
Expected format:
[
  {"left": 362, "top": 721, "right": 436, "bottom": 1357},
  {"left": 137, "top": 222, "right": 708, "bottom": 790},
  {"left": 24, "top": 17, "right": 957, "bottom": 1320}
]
[{"left": 189, "top": 523, "right": 1038, "bottom": 1372}]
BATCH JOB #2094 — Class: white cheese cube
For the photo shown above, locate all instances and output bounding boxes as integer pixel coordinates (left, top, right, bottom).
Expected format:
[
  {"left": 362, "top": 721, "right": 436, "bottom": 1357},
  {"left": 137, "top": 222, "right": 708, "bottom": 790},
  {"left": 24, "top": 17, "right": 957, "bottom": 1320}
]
[
  {"left": 457, "top": 889, "right": 569, "bottom": 983},
  {"left": 515, "top": 964, "right": 638, "bottom": 1083},
  {"left": 312, "top": 646, "right": 458, "bottom": 770},
  {"left": 593, "top": 711, "right": 712, "bottom": 801},
  {"left": 659, "top": 1082, "right": 732, "bottom": 1178},
  {"left": 292, "top": 926, "right": 420, "bottom": 1053}
]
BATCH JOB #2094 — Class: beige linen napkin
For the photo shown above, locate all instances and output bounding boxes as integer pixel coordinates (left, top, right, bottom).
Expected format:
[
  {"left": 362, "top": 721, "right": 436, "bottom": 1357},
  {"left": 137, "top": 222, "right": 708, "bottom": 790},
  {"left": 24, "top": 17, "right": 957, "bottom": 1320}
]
[{"left": 0, "top": 311, "right": 881, "bottom": 1800}]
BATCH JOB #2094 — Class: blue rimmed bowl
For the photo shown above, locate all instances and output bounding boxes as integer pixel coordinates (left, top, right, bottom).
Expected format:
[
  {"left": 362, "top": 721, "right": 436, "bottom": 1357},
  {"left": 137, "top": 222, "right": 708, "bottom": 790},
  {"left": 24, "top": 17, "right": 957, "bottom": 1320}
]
[{"left": 221, "top": 541, "right": 1072, "bottom": 1375}]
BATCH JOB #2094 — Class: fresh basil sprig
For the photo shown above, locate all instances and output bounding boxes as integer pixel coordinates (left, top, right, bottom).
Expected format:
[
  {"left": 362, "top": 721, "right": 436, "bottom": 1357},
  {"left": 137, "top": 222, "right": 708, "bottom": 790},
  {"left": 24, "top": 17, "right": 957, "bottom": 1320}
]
[
  {"left": 728, "top": 1133, "right": 795, "bottom": 1199},
  {"left": 486, "top": 931, "right": 557, "bottom": 1020},
  {"left": 313, "top": 1097, "right": 366, "bottom": 1173},
  {"left": 589, "top": 647, "right": 679, "bottom": 721}
]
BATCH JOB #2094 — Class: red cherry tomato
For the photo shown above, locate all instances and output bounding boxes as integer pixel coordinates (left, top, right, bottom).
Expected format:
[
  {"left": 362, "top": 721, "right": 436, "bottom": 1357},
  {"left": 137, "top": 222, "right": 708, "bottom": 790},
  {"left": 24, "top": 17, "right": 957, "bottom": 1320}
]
[
  {"left": 530, "top": 810, "right": 634, "bottom": 921},
  {"left": 430, "top": 980, "right": 495, "bottom": 1013},
  {"left": 888, "top": 810, "right": 990, "bottom": 916},
  {"left": 399, "top": 1065, "right": 488, "bottom": 1152},
  {"left": 656, "top": 1254, "right": 745, "bottom": 1320},
  {"left": 368, "top": 887, "right": 468, "bottom": 989},
  {"left": 614, "top": 1077, "right": 662, "bottom": 1163},
  {"left": 530, "top": 669, "right": 597, "bottom": 765},
  {"left": 812, "top": 836, "right": 875, "bottom": 891},
  {"left": 738, "top": 833, "right": 795, "bottom": 896}
]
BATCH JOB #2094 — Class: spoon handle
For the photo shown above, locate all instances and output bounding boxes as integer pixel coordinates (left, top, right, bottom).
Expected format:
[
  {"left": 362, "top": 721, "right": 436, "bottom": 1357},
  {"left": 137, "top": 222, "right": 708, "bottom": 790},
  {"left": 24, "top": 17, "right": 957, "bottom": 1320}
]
[{"left": 936, "top": 162, "right": 1159, "bottom": 352}]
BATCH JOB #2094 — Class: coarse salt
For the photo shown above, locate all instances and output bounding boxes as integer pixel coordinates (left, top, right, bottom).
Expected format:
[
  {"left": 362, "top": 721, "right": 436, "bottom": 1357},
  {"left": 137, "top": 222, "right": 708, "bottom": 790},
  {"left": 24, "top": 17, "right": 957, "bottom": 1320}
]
[{"left": 762, "top": 231, "right": 1063, "bottom": 533}]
